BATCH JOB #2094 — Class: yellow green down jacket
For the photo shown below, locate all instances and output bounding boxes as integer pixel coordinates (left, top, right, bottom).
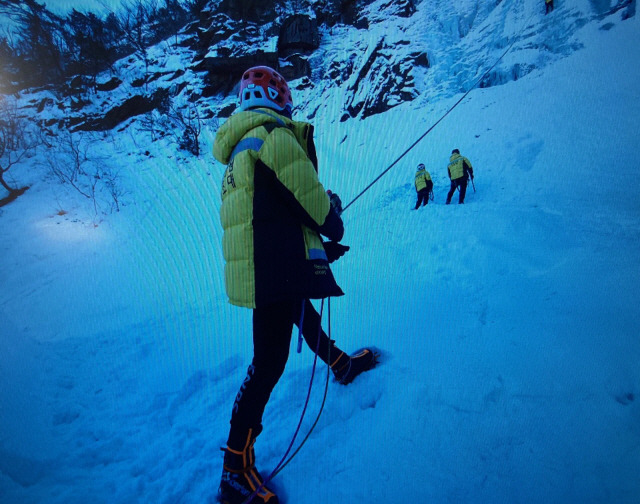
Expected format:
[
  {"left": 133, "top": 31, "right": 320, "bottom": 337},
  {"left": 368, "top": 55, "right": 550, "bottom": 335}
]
[
  {"left": 213, "top": 107, "right": 344, "bottom": 308},
  {"left": 448, "top": 152, "right": 473, "bottom": 181},
  {"left": 414, "top": 168, "right": 432, "bottom": 191}
]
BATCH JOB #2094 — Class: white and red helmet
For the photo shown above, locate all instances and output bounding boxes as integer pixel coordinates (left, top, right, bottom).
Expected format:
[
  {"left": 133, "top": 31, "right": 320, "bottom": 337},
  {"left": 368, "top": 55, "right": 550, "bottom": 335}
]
[{"left": 238, "top": 66, "right": 293, "bottom": 114}]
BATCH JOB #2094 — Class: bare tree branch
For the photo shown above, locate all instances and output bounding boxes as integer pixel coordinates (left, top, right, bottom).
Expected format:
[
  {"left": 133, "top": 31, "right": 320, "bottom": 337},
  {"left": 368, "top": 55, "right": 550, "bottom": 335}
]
[{"left": 0, "top": 95, "right": 41, "bottom": 197}]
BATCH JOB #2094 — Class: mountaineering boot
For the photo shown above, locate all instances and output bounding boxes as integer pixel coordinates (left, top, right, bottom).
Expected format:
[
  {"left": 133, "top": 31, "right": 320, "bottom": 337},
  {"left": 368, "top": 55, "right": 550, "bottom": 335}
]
[
  {"left": 218, "top": 430, "right": 279, "bottom": 504},
  {"left": 331, "top": 348, "right": 378, "bottom": 385}
]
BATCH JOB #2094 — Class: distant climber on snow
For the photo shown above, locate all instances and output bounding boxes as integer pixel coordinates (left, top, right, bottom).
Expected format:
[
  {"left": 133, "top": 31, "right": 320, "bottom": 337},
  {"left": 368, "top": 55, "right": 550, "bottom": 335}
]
[
  {"left": 213, "top": 65, "right": 377, "bottom": 504},
  {"left": 545, "top": 0, "right": 554, "bottom": 14},
  {"left": 413, "top": 163, "right": 433, "bottom": 209},
  {"left": 446, "top": 148, "right": 474, "bottom": 205}
]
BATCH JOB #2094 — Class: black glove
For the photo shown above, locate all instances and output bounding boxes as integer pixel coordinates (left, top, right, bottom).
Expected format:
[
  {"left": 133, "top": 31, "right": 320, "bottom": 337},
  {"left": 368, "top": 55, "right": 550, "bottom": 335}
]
[
  {"left": 319, "top": 206, "right": 344, "bottom": 242},
  {"left": 328, "top": 191, "right": 343, "bottom": 215},
  {"left": 324, "top": 241, "right": 350, "bottom": 263}
]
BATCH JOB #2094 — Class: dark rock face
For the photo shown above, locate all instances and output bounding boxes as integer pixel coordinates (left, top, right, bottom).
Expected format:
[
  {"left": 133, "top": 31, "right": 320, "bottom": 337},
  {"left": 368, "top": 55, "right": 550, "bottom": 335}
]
[
  {"left": 93, "top": 1, "right": 423, "bottom": 128},
  {"left": 337, "top": 38, "right": 429, "bottom": 121},
  {"left": 377, "top": 0, "right": 416, "bottom": 18},
  {"left": 316, "top": 0, "right": 415, "bottom": 27},
  {"left": 322, "top": 0, "right": 368, "bottom": 27},
  {"left": 217, "top": 0, "right": 281, "bottom": 22},
  {"left": 96, "top": 77, "right": 122, "bottom": 92},
  {"left": 277, "top": 14, "right": 319, "bottom": 81},
  {"left": 184, "top": 2, "right": 424, "bottom": 121},
  {"left": 36, "top": 98, "right": 54, "bottom": 113},
  {"left": 196, "top": 50, "right": 280, "bottom": 97},
  {"left": 74, "top": 88, "right": 170, "bottom": 131},
  {"left": 278, "top": 15, "right": 320, "bottom": 55},
  {"left": 192, "top": 12, "right": 320, "bottom": 96},
  {"left": 187, "top": 13, "right": 236, "bottom": 57},
  {"left": 65, "top": 75, "right": 94, "bottom": 96},
  {"left": 188, "top": 10, "right": 280, "bottom": 96},
  {"left": 47, "top": 0, "right": 431, "bottom": 133},
  {"left": 279, "top": 54, "right": 312, "bottom": 82}
]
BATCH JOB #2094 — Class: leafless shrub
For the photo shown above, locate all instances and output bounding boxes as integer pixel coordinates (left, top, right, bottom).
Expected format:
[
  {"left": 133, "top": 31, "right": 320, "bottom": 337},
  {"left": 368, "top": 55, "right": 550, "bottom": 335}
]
[
  {"left": 142, "top": 100, "right": 203, "bottom": 156},
  {"left": 47, "top": 130, "right": 123, "bottom": 214},
  {"left": 0, "top": 95, "right": 41, "bottom": 204}
]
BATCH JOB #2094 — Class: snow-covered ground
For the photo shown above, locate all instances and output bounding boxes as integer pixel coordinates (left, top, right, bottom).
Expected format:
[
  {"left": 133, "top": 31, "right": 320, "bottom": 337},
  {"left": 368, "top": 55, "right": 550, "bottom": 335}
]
[{"left": 1, "top": 1, "right": 639, "bottom": 503}]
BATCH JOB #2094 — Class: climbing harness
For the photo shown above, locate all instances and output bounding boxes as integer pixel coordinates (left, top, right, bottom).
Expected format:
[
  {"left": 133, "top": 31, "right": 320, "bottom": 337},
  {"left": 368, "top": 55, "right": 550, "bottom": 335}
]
[
  {"left": 241, "top": 298, "right": 332, "bottom": 504},
  {"left": 341, "top": 14, "right": 529, "bottom": 214}
]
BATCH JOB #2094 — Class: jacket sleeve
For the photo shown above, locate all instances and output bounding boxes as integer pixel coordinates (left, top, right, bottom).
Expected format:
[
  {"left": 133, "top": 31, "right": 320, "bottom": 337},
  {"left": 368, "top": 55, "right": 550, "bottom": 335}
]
[
  {"left": 464, "top": 158, "right": 474, "bottom": 177},
  {"left": 259, "top": 126, "right": 331, "bottom": 228}
]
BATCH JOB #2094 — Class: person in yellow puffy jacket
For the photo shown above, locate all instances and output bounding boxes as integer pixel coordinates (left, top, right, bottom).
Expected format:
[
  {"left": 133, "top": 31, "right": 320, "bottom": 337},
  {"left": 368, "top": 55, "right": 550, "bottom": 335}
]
[
  {"left": 413, "top": 163, "right": 433, "bottom": 209},
  {"left": 445, "top": 148, "right": 474, "bottom": 205},
  {"left": 213, "top": 66, "right": 377, "bottom": 504}
]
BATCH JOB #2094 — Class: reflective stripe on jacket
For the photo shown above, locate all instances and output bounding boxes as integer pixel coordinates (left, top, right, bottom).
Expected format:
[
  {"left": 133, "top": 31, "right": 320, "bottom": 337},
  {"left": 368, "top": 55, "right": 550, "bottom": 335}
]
[
  {"left": 213, "top": 107, "right": 344, "bottom": 308},
  {"left": 448, "top": 153, "right": 473, "bottom": 180}
]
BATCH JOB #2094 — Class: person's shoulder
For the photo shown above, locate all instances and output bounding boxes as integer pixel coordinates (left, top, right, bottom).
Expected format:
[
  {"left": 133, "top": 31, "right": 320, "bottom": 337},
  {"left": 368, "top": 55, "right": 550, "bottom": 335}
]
[{"left": 221, "top": 108, "right": 269, "bottom": 133}]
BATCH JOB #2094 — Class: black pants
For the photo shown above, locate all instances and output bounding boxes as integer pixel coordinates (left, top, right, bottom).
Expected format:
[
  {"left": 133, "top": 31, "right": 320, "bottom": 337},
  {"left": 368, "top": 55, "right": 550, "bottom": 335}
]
[
  {"left": 227, "top": 298, "right": 343, "bottom": 449},
  {"left": 414, "top": 183, "right": 433, "bottom": 209},
  {"left": 446, "top": 177, "right": 467, "bottom": 204},
  {"left": 545, "top": 1, "right": 554, "bottom": 14}
]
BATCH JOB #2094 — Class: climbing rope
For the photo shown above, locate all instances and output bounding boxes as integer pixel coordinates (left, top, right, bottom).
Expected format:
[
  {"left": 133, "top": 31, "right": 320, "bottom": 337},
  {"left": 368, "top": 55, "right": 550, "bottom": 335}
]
[
  {"left": 341, "top": 9, "right": 530, "bottom": 213},
  {"left": 271, "top": 297, "right": 332, "bottom": 478},
  {"left": 241, "top": 298, "right": 332, "bottom": 504}
]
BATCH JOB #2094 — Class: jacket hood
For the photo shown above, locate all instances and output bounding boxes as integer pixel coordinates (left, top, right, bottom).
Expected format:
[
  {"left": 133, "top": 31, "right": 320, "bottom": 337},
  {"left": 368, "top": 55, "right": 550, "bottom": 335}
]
[{"left": 213, "top": 108, "right": 292, "bottom": 165}]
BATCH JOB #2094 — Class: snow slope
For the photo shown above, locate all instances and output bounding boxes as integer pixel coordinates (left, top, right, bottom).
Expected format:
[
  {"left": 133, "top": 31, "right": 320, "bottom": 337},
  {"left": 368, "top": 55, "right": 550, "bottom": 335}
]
[{"left": 1, "top": 1, "right": 639, "bottom": 503}]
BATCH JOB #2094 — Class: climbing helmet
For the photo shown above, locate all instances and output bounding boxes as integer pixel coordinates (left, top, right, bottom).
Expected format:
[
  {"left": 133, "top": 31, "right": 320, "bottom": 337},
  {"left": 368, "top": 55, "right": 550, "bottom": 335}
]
[{"left": 238, "top": 66, "right": 293, "bottom": 113}]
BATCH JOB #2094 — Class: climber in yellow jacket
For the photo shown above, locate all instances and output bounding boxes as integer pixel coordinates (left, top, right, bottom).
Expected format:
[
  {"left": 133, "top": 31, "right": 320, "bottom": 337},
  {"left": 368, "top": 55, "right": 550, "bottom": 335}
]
[
  {"left": 414, "top": 163, "right": 433, "bottom": 209},
  {"left": 213, "top": 66, "right": 377, "bottom": 504},
  {"left": 446, "top": 148, "right": 474, "bottom": 205}
]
